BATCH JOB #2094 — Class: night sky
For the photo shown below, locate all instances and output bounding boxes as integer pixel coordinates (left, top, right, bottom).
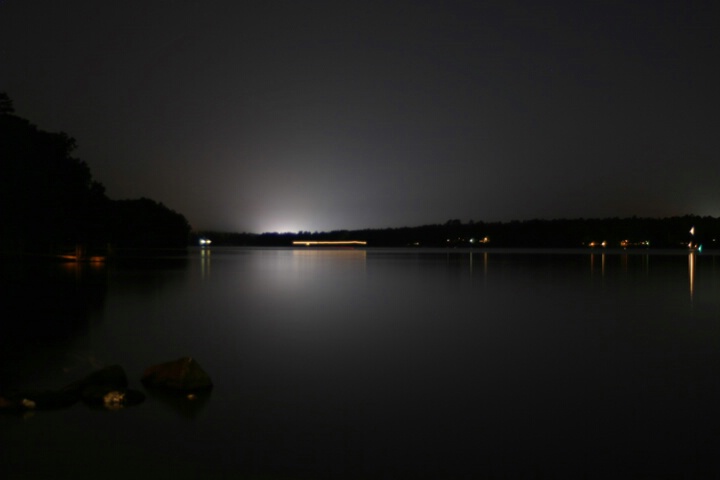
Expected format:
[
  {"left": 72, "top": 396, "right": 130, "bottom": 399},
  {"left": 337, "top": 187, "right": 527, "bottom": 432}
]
[{"left": 1, "top": 1, "right": 717, "bottom": 233}]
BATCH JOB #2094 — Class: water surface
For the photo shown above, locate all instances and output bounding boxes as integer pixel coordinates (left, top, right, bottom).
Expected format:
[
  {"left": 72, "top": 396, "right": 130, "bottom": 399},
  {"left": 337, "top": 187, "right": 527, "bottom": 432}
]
[{"left": 3, "top": 248, "right": 720, "bottom": 478}]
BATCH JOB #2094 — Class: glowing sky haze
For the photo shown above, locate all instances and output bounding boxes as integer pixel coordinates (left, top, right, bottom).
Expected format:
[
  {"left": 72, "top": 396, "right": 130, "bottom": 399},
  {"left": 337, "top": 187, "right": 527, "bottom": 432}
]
[{"left": 1, "top": 1, "right": 717, "bottom": 232}]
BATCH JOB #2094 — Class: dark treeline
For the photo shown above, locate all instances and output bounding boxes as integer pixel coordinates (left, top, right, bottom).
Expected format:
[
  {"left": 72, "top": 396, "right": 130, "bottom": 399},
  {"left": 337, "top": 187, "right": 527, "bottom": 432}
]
[
  {"left": 0, "top": 93, "right": 190, "bottom": 256},
  {"left": 196, "top": 216, "right": 719, "bottom": 249}
]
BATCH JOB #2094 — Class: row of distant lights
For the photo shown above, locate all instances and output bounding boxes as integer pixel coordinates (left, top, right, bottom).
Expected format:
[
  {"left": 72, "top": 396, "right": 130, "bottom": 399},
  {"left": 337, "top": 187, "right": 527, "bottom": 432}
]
[
  {"left": 588, "top": 240, "right": 705, "bottom": 252},
  {"left": 588, "top": 240, "right": 650, "bottom": 248},
  {"left": 446, "top": 237, "right": 490, "bottom": 244}
]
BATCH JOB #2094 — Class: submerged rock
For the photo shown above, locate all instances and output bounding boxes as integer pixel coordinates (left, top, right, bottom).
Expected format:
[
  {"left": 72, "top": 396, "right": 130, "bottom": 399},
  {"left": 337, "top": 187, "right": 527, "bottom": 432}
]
[
  {"left": 0, "top": 389, "right": 80, "bottom": 411},
  {"left": 62, "top": 364, "right": 144, "bottom": 409},
  {"left": 79, "top": 384, "right": 146, "bottom": 409},
  {"left": 61, "top": 364, "right": 128, "bottom": 396},
  {"left": 141, "top": 357, "right": 213, "bottom": 391},
  {"left": 1, "top": 365, "right": 144, "bottom": 412},
  {"left": 103, "top": 391, "right": 125, "bottom": 409}
]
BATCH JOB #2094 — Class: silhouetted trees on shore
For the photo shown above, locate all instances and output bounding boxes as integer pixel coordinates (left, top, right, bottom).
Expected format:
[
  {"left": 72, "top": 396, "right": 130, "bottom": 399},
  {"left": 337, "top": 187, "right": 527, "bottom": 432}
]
[
  {"left": 109, "top": 198, "right": 190, "bottom": 249},
  {"left": 0, "top": 93, "right": 190, "bottom": 256}
]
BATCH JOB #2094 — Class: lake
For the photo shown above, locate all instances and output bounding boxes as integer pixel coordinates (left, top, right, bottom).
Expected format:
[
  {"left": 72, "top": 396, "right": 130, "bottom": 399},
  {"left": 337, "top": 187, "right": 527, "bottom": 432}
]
[{"left": 3, "top": 247, "right": 720, "bottom": 478}]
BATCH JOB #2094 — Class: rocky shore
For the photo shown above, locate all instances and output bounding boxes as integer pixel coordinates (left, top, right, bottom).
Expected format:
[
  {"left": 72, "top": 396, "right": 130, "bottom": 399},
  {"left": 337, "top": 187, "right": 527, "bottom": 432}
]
[{"left": 0, "top": 357, "right": 212, "bottom": 413}]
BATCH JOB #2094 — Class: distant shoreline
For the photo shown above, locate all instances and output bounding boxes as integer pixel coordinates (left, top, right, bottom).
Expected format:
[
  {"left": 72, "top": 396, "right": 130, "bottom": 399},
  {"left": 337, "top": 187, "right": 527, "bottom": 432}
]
[{"left": 192, "top": 215, "right": 718, "bottom": 250}]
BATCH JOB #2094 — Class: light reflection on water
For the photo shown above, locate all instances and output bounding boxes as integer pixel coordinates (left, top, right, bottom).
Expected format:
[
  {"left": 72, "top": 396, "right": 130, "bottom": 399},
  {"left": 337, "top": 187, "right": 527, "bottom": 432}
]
[
  {"left": 690, "top": 251, "right": 696, "bottom": 301},
  {"left": 3, "top": 248, "right": 720, "bottom": 478}
]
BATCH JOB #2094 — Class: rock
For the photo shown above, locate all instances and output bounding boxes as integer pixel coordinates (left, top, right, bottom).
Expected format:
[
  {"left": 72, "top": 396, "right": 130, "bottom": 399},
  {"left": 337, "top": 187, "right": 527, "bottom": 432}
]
[
  {"left": 62, "top": 365, "right": 145, "bottom": 409},
  {"left": 79, "top": 385, "right": 145, "bottom": 409},
  {"left": 102, "top": 391, "right": 125, "bottom": 410},
  {"left": 141, "top": 357, "right": 213, "bottom": 391},
  {"left": 1, "top": 365, "right": 144, "bottom": 413},
  {"left": 61, "top": 364, "right": 128, "bottom": 396},
  {"left": 91, "top": 388, "right": 144, "bottom": 410},
  {"left": 0, "top": 390, "right": 79, "bottom": 410},
  {"left": 27, "top": 390, "right": 79, "bottom": 409},
  {"left": 0, "top": 396, "right": 14, "bottom": 410},
  {"left": 0, "top": 395, "right": 24, "bottom": 411}
]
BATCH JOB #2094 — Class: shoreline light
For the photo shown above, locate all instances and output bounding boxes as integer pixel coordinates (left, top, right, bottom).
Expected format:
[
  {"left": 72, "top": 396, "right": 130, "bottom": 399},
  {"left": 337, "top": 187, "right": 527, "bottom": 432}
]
[{"left": 292, "top": 240, "right": 367, "bottom": 246}]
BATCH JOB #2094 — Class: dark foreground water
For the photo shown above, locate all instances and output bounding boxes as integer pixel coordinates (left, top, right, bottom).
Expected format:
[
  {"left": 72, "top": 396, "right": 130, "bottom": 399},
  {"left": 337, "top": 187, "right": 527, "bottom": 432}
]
[{"left": 3, "top": 248, "right": 720, "bottom": 479}]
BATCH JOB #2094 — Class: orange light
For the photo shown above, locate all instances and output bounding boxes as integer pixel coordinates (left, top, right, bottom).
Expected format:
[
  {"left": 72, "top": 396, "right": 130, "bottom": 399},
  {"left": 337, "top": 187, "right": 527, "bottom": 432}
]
[{"left": 292, "top": 240, "right": 367, "bottom": 246}]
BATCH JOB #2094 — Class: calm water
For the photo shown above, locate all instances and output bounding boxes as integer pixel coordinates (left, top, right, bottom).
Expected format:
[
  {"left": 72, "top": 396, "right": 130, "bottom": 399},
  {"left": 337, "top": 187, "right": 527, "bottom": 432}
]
[{"left": 3, "top": 248, "right": 720, "bottom": 478}]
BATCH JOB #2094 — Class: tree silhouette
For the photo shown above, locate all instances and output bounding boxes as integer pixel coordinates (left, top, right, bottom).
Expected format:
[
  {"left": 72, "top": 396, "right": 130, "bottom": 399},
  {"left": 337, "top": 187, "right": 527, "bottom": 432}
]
[
  {"left": 109, "top": 198, "right": 191, "bottom": 249},
  {"left": 0, "top": 92, "right": 14, "bottom": 114},
  {"left": 0, "top": 93, "right": 190, "bottom": 255},
  {"left": 0, "top": 107, "right": 97, "bottom": 251}
]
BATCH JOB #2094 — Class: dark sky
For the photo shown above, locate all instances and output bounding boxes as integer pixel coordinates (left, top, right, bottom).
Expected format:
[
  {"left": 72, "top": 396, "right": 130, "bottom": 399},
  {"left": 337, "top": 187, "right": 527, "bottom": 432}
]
[{"left": 1, "top": 1, "right": 718, "bottom": 233}]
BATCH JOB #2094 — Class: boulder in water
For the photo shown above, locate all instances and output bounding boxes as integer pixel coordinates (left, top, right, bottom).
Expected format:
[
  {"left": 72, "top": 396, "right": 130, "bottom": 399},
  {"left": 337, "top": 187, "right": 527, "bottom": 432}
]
[
  {"left": 1, "top": 364, "right": 144, "bottom": 412},
  {"left": 141, "top": 357, "right": 213, "bottom": 392},
  {"left": 61, "top": 364, "right": 128, "bottom": 396}
]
